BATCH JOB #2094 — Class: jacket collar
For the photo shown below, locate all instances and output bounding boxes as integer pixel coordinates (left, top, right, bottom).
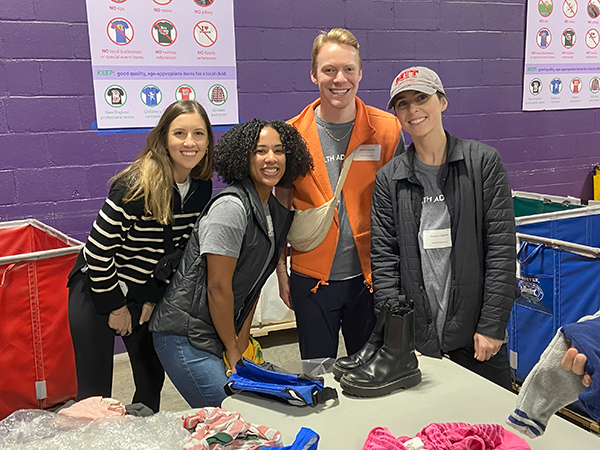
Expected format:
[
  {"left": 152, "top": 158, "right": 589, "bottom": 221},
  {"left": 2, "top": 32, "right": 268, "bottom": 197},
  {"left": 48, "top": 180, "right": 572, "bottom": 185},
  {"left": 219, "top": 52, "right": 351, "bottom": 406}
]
[
  {"left": 292, "top": 96, "right": 376, "bottom": 157},
  {"left": 392, "top": 131, "right": 462, "bottom": 181},
  {"left": 445, "top": 133, "right": 464, "bottom": 163},
  {"left": 172, "top": 177, "right": 203, "bottom": 213},
  {"left": 172, "top": 176, "right": 202, "bottom": 197}
]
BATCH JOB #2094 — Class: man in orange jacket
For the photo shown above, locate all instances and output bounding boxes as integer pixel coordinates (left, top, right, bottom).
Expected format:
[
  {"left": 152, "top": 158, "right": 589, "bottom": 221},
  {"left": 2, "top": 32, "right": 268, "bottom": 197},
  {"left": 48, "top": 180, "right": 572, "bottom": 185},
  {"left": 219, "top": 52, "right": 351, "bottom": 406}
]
[{"left": 275, "top": 28, "right": 404, "bottom": 359}]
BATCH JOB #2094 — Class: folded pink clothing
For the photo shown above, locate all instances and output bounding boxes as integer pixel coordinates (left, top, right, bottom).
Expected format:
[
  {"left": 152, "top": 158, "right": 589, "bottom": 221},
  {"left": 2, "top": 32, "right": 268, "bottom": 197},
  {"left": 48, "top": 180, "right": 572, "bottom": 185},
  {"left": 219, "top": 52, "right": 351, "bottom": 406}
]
[
  {"left": 399, "top": 423, "right": 530, "bottom": 450},
  {"left": 182, "top": 407, "right": 282, "bottom": 450},
  {"left": 362, "top": 427, "right": 408, "bottom": 450},
  {"left": 57, "top": 396, "right": 126, "bottom": 421},
  {"left": 363, "top": 423, "right": 530, "bottom": 450}
]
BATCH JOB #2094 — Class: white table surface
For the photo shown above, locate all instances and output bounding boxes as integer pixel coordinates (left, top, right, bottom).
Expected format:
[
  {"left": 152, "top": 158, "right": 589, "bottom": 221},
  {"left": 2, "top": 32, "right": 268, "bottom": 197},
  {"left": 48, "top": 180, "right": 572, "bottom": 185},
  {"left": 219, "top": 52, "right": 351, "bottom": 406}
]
[{"left": 221, "top": 356, "right": 599, "bottom": 449}]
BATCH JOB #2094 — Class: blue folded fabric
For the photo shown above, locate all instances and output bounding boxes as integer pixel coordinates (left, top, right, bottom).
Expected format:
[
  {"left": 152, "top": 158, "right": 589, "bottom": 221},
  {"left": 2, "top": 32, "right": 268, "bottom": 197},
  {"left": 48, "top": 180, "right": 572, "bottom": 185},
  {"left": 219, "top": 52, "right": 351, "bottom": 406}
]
[
  {"left": 224, "top": 358, "right": 338, "bottom": 406},
  {"left": 271, "top": 427, "right": 319, "bottom": 450}
]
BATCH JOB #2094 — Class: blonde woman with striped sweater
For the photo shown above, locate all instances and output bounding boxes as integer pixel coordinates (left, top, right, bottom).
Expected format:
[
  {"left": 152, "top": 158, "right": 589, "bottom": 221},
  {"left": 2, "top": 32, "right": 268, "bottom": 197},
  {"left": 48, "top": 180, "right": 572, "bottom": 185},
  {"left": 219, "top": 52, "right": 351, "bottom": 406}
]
[{"left": 67, "top": 100, "right": 214, "bottom": 412}]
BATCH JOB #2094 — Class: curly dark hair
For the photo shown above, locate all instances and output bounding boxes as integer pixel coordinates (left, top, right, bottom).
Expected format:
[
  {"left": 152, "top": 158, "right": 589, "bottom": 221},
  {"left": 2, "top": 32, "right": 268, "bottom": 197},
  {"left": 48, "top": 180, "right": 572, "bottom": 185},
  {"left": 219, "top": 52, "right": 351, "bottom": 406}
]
[{"left": 215, "top": 119, "right": 313, "bottom": 185}]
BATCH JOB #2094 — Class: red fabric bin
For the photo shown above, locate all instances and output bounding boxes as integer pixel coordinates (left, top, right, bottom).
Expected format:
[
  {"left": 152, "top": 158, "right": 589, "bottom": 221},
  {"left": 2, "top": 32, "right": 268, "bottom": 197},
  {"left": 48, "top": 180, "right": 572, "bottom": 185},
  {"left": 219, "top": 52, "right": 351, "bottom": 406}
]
[{"left": 0, "top": 219, "right": 83, "bottom": 419}]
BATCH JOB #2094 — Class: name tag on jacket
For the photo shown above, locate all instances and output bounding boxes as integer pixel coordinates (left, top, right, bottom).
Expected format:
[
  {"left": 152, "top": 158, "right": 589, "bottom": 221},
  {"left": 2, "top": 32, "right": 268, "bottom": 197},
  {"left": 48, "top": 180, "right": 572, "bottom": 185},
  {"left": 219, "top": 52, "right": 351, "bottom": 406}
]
[
  {"left": 422, "top": 228, "right": 452, "bottom": 249},
  {"left": 353, "top": 145, "right": 381, "bottom": 161}
]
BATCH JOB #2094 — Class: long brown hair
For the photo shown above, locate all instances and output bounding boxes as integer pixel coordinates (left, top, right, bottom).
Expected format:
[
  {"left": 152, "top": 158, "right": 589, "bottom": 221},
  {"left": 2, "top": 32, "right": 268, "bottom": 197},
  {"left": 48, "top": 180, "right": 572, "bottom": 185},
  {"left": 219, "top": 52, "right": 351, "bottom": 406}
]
[{"left": 111, "top": 100, "right": 214, "bottom": 225}]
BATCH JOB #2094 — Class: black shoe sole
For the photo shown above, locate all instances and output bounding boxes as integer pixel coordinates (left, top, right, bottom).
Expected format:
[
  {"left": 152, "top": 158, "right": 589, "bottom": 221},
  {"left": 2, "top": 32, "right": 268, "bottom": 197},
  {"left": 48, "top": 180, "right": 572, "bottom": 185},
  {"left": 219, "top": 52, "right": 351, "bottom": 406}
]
[
  {"left": 340, "top": 370, "right": 422, "bottom": 397},
  {"left": 332, "top": 363, "right": 347, "bottom": 381}
]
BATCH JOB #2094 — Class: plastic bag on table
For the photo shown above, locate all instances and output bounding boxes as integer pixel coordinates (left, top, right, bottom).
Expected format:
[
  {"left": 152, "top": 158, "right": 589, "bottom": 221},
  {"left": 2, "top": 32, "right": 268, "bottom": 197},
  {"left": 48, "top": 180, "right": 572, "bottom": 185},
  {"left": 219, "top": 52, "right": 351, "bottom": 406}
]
[
  {"left": 0, "top": 409, "right": 189, "bottom": 450},
  {"left": 283, "top": 357, "right": 335, "bottom": 377}
]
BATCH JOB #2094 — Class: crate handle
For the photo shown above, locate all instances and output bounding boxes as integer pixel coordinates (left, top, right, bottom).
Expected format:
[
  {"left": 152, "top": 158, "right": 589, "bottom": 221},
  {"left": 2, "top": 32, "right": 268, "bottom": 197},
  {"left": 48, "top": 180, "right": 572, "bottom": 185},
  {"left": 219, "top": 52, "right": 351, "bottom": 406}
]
[
  {"left": 0, "top": 263, "right": 16, "bottom": 288},
  {"left": 517, "top": 242, "right": 544, "bottom": 265}
]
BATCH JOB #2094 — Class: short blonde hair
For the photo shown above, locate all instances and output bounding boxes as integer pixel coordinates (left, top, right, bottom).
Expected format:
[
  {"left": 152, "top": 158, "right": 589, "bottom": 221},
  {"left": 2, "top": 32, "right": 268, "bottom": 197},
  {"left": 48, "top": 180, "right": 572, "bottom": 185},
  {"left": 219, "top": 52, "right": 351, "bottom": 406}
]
[{"left": 310, "top": 28, "right": 362, "bottom": 74}]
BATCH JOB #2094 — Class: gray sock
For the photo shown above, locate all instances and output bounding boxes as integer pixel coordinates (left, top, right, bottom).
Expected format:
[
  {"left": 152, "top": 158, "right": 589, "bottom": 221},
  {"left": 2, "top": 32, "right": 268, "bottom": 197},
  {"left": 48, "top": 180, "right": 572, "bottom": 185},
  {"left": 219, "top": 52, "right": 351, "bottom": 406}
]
[{"left": 507, "top": 329, "right": 587, "bottom": 438}]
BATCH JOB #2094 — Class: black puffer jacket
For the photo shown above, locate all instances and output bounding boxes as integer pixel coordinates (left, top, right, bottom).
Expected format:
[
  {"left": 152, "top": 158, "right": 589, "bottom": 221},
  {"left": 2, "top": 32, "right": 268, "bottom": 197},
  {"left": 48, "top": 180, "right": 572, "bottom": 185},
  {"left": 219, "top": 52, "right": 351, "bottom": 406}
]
[
  {"left": 371, "top": 132, "right": 517, "bottom": 356},
  {"left": 149, "top": 177, "right": 294, "bottom": 357}
]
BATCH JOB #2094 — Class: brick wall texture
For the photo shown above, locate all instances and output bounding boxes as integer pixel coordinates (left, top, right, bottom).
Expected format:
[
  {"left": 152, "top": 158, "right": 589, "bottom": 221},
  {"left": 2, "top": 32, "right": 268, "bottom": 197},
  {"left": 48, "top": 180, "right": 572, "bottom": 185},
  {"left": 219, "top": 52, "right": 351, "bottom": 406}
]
[{"left": 1, "top": 0, "right": 599, "bottom": 241}]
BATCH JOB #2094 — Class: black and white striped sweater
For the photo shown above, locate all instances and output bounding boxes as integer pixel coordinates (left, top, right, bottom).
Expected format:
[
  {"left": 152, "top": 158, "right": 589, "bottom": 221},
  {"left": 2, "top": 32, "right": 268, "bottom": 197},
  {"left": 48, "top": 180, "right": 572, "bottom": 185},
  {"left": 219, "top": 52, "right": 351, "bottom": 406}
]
[{"left": 83, "top": 178, "right": 212, "bottom": 314}]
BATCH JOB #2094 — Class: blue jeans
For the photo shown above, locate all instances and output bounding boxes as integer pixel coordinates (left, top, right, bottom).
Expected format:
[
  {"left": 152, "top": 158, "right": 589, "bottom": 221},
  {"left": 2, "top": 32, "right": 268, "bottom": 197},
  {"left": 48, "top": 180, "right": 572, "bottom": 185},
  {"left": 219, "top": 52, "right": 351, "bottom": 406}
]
[{"left": 153, "top": 332, "right": 228, "bottom": 408}]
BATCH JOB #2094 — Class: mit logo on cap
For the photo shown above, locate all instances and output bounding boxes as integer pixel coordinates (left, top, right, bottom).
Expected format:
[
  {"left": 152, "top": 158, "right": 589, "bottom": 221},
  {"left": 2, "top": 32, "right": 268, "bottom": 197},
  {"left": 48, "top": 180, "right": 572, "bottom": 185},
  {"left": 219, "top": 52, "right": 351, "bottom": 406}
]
[{"left": 394, "top": 69, "right": 420, "bottom": 87}]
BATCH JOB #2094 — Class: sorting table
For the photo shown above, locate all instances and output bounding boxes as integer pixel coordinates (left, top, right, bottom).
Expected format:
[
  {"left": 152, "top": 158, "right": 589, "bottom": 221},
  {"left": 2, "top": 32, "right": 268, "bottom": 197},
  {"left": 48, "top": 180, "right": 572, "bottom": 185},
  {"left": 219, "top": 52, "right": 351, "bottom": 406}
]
[{"left": 222, "top": 356, "right": 599, "bottom": 449}]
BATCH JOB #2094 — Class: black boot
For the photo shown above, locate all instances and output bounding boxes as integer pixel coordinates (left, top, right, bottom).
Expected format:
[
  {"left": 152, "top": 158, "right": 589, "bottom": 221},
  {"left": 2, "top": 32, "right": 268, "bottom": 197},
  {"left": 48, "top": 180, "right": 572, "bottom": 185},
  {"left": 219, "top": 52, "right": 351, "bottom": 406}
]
[
  {"left": 332, "top": 304, "right": 389, "bottom": 381},
  {"left": 339, "top": 305, "right": 421, "bottom": 397}
]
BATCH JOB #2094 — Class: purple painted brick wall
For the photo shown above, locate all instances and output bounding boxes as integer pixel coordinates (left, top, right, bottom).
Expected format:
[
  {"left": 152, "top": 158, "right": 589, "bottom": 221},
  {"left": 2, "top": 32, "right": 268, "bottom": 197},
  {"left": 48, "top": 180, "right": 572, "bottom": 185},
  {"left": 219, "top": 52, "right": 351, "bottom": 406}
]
[{"left": 1, "top": 0, "right": 599, "bottom": 243}]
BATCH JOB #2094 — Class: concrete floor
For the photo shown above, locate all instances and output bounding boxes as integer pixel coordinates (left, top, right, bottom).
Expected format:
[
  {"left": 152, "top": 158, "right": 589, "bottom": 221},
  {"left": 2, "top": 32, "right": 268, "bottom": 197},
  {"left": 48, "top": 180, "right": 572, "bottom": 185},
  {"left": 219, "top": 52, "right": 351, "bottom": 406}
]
[{"left": 111, "top": 329, "right": 344, "bottom": 411}]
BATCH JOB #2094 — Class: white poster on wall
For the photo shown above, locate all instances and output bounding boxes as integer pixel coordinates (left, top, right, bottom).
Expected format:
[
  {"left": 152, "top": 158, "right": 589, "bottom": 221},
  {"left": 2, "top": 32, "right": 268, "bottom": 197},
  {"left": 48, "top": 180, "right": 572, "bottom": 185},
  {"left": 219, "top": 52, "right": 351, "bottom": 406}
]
[
  {"left": 85, "top": 0, "right": 239, "bottom": 129},
  {"left": 523, "top": 0, "right": 600, "bottom": 111}
]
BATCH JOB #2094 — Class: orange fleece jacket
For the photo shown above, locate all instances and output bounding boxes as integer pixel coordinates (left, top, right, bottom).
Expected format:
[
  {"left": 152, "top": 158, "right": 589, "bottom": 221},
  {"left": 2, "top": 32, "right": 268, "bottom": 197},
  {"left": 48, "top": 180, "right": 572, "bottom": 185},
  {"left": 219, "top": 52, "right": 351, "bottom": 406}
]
[{"left": 287, "top": 97, "right": 402, "bottom": 290}]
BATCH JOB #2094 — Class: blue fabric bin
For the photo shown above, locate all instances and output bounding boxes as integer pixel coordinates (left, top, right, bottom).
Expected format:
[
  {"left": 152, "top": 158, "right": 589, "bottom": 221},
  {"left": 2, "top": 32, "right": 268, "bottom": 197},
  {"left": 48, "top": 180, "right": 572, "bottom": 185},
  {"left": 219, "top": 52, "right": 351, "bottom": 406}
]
[{"left": 509, "top": 207, "right": 600, "bottom": 383}]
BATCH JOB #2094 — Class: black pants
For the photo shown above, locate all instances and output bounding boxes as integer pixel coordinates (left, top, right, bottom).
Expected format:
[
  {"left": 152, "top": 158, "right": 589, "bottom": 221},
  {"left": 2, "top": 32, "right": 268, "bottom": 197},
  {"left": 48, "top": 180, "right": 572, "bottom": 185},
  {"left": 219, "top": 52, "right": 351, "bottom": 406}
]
[
  {"left": 68, "top": 272, "right": 165, "bottom": 412},
  {"left": 447, "top": 343, "right": 512, "bottom": 390},
  {"left": 290, "top": 273, "right": 376, "bottom": 359}
]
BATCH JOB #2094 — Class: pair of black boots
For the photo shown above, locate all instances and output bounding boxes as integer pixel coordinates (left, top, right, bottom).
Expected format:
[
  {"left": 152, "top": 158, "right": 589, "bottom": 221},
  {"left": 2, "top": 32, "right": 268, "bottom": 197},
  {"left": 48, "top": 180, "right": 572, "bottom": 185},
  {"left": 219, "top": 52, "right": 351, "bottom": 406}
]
[{"left": 333, "top": 300, "right": 421, "bottom": 397}]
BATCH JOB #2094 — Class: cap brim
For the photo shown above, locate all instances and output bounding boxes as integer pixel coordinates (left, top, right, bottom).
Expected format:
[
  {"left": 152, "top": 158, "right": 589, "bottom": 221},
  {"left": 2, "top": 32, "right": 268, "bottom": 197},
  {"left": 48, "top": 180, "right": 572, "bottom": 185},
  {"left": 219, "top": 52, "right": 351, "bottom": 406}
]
[{"left": 387, "top": 84, "right": 438, "bottom": 110}]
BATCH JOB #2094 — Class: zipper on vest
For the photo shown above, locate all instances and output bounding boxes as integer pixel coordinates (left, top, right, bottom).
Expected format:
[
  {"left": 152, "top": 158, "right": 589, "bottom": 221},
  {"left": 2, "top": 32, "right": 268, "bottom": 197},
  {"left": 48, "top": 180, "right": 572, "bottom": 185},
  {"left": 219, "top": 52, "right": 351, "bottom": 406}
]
[{"left": 180, "top": 184, "right": 198, "bottom": 214}]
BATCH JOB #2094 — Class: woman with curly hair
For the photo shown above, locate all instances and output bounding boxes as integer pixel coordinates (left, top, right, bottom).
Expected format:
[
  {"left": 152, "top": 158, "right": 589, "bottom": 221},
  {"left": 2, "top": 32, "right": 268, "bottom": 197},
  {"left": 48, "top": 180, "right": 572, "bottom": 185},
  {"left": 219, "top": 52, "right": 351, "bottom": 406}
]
[
  {"left": 150, "top": 119, "right": 312, "bottom": 407},
  {"left": 68, "top": 100, "right": 214, "bottom": 412}
]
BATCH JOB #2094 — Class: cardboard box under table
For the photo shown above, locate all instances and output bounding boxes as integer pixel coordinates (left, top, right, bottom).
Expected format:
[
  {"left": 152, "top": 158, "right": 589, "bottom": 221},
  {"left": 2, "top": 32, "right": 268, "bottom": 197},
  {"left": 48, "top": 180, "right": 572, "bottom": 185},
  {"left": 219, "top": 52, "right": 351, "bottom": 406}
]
[{"left": 0, "top": 219, "right": 83, "bottom": 419}]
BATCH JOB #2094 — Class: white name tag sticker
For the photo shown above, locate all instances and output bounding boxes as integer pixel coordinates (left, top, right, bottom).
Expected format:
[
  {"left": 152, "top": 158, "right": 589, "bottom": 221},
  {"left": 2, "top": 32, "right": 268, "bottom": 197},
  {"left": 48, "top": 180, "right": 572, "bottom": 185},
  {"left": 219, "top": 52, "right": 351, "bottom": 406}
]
[
  {"left": 423, "top": 228, "right": 452, "bottom": 249},
  {"left": 353, "top": 145, "right": 381, "bottom": 161}
]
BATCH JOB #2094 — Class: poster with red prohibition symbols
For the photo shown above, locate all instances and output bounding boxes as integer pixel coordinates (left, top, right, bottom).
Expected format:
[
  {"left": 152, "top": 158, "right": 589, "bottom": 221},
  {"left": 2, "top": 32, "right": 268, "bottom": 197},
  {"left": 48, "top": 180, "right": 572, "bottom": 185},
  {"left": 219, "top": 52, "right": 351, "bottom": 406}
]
[
  {"left": 563, "top": 0, "right": 578, "bottom": 18},
  {"left": 523, "top": 0, "right": 600, "bottom": 111},
  {"left": 107, "top": 17, "right": 134, "bottom": 46},
  {"left": 152, "top": 19, "right": 177, "bottom": 46},
  {"left": 85, "top": 0, "right": 239, "bottom": 129},
  {"left": 539, "top": 0, "right": 553, "bottom": 17},
  {"left": 586, "top": 28, "right": 600, "bottom": 47},
  {"left": 194, "top": 21, "right": 218, "bottom": 47}
]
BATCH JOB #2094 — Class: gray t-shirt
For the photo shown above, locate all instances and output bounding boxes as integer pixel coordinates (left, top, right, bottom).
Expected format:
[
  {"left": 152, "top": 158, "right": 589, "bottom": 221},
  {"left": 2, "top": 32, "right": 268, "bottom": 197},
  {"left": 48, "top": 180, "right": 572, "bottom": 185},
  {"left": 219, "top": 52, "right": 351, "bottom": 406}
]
[
  {"left": 414, "top": 158, "right": 452, "bottom": 347},
  {"left": 198, "top": 196, "right": 247, "bottom": 258},
  {"left": 315, "top": 112, "right": 362, "bottom": 280},
  {"left": 198, "top": 195, "right": 275, "bottom": 291}
]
